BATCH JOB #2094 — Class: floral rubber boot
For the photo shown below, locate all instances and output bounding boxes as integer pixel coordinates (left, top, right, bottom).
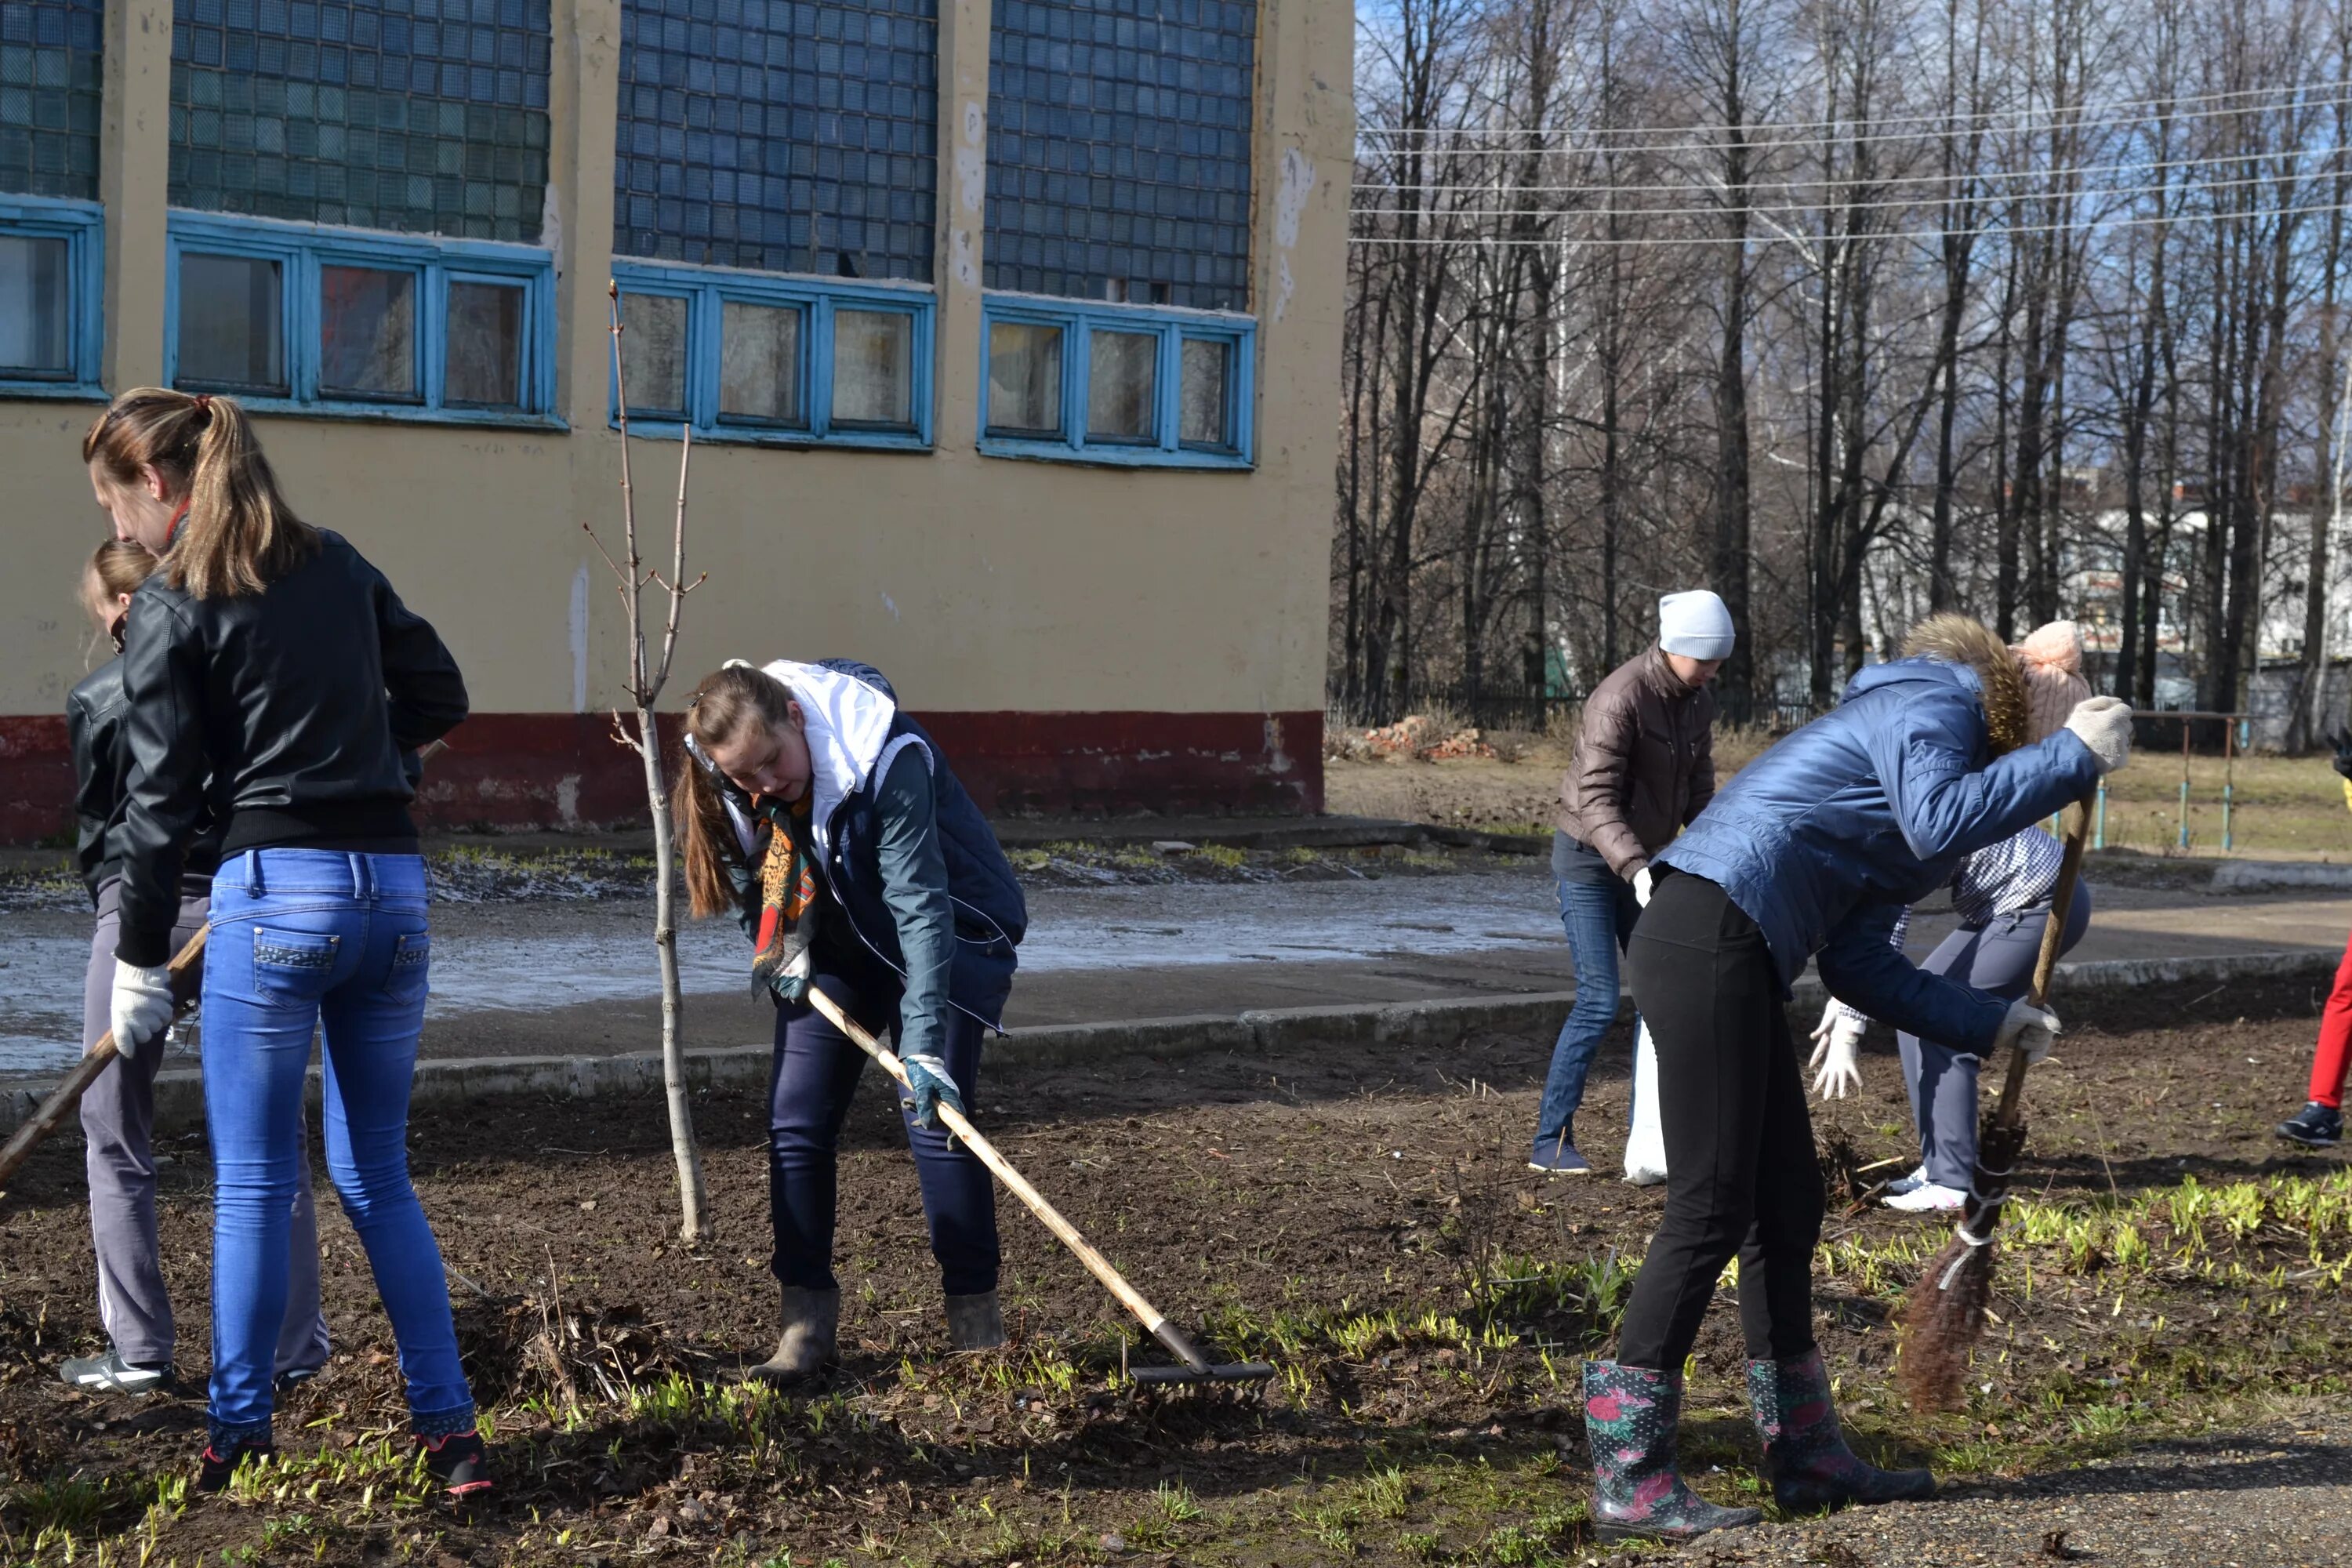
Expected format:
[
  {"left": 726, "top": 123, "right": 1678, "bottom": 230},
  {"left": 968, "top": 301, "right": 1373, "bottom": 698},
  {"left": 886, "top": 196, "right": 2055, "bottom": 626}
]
[
  {"left": 1746, "top": 1348, "right": 1936, "bottom": 1511},
  {"left": 1582, "top": 1359, "right": 1763, "bottom": 1542}
]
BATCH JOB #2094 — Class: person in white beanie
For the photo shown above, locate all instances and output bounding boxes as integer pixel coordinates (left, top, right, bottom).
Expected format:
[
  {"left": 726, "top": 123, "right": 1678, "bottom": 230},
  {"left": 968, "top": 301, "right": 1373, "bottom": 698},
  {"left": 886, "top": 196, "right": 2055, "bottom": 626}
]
[{"left": 1536, "top": 590, "right": 1733, "bottom": 1174}]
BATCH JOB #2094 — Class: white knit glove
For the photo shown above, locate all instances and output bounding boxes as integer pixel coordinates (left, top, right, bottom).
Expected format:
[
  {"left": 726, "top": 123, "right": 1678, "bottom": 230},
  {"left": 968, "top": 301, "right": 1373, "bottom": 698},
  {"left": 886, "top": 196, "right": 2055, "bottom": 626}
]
[
  {"left": 108, "top": 962, "right": 175, "bottom": 1054},
  {"left": 1994, "top": 996, "right": 2061, "bottom": 1065},
  {"left": 2063, "top": 695, "right": 2133, "bottom": 773},
  {"left": 1632, "top": 866, "right": 1654, "bottom": 907},
  {"left": 1806, "top": 1002, "right": 1865, "bottom": 1099}
]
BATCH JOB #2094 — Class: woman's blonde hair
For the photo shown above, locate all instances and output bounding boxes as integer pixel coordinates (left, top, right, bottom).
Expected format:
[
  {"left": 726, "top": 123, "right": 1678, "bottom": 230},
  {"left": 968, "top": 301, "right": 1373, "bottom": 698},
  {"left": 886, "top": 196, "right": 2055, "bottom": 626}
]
[
  {"left": 82, "top": 389, "right": 318, "bottom": 600},
  {"left": 673, "top": 662, "right": 802, "bottom": 919},
  {"left": 82, "top": 538, "right": 159, "bottom": 626}
]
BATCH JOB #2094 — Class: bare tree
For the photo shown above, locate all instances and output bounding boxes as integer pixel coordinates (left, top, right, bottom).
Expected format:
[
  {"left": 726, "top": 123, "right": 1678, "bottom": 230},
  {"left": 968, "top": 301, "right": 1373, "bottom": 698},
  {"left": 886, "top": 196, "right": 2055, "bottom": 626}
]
[{"left": 588, "top": 282, "right": 710, "bottom": 1243}]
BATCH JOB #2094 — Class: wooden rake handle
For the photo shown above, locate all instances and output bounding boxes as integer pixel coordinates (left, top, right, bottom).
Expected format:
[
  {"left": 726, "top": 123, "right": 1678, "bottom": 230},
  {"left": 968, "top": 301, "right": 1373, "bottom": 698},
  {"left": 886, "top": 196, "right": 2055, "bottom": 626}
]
[
  {"left": 1990, "top": 796, "right": 2095, "bottom": 1131},
  {"left": 0, "top": 923, "right": 212, "bottom": 1189},
  {"left": 805, "top": 988, "right": 1218, "bottom": 1377}
]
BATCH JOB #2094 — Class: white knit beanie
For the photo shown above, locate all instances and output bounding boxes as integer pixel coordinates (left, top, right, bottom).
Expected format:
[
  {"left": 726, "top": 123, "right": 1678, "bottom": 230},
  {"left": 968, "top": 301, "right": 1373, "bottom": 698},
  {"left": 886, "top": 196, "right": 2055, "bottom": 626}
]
[{"left": 1658, "top": 590, "right": 1737, "bottom": 661}]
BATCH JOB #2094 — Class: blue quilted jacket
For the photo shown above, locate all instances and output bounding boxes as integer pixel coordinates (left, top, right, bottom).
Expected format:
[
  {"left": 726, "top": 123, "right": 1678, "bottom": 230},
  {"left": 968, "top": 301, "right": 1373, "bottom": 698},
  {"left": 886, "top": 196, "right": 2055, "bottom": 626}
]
[{"left": 1656, "top": 656, "right": 2100, "bottom": 1054}]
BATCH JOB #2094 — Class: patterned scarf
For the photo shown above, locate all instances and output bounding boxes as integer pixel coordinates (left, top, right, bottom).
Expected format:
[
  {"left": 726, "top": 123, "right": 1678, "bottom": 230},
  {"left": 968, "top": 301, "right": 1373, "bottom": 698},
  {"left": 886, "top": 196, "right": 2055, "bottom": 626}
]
[{"left": 750, "top": 792, "right": 820, "bottom": 1003}]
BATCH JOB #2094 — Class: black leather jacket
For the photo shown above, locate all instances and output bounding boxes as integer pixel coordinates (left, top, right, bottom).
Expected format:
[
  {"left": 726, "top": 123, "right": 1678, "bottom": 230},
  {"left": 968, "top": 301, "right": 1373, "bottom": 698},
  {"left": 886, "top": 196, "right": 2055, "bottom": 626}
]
[
  {"left": 114, "top": 529, "right": 467, "bottom": 966},
  {"left": 69, "top": 657, "right": 220, "bottom": 905}
]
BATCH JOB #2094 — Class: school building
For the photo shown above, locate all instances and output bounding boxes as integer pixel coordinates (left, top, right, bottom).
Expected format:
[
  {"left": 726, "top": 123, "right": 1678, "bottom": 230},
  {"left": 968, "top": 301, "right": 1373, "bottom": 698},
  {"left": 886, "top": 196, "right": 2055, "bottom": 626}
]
[{"left": 0, "top": 0, "right": 1348, "bottom": 839}]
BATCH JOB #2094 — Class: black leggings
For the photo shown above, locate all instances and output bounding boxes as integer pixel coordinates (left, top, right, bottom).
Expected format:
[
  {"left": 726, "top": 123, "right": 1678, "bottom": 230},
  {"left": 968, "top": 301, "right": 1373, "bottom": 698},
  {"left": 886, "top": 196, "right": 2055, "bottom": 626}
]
[{"left": 1616, "top": 871, "right": 1824, "bottom": 1370}]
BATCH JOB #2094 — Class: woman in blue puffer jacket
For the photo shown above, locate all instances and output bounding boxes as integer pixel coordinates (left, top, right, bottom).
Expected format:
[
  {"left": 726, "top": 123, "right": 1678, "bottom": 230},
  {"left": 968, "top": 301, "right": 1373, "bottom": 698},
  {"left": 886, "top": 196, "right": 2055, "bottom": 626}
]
[{"left": 1576, "top": 615, "right": 2132, "bottom": 1543}]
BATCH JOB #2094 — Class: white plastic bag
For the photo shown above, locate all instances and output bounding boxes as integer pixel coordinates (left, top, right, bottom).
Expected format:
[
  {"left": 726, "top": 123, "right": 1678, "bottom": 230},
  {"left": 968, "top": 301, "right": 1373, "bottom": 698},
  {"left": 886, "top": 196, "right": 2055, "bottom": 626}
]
[{"left": 1623, "top": 1018, "right": 1668, "bottom": 1185}]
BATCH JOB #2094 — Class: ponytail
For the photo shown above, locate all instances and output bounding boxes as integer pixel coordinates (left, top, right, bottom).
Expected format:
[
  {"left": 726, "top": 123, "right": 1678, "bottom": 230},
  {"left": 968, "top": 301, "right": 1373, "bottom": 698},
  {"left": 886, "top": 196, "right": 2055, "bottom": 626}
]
[
  {"left": 82, "top": 389, "right": 318, "bottom": 600},
  {"left": 673, "top": 749, "right": 737, "bottom": 920},
  {"left": 674, "top": 662, "right": 802, "bottom": 920}
]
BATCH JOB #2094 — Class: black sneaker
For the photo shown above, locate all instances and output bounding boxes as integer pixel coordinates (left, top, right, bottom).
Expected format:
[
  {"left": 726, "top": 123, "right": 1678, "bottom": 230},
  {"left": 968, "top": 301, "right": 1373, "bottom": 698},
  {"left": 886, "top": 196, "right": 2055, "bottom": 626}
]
[
  {"left": 416, "top": 1430, "right": 493, "bottom": 1497},
  {"left": 195, "top": 1436, "right": 275, "bottom": 1494},
  {"left": 2277, "top": 1102, "right": 2343, "bottom": 1147},
  {"left": 274, "top": 1365, "right": 323, "bottom": 1396},
  {"left": 59, "top": 1349, "right": 176, "bottom": 1397}
]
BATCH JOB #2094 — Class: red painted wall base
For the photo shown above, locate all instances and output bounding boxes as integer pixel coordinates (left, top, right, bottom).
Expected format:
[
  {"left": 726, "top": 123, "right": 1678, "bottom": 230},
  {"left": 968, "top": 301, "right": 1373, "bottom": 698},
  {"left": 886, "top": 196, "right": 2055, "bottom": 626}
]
[{"left": 0, "top": 710, "right": 1323, "bottom": 844}]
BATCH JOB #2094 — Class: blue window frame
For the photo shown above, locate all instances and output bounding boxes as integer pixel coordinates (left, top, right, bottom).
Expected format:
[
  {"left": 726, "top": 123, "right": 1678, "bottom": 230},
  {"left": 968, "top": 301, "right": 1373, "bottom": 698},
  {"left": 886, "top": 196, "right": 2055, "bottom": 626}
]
[
  {"left": 0, "top": 194, "right": 103, "bottom": 397},
  {"left": 978, "top": 294, "right": 1252, "bottom": 469},
  {"left": 163, "top": 209, "right": 558, "bottom": 425},
  {"left": 608, "top": 259, "right": 933, "bottom": 450}
]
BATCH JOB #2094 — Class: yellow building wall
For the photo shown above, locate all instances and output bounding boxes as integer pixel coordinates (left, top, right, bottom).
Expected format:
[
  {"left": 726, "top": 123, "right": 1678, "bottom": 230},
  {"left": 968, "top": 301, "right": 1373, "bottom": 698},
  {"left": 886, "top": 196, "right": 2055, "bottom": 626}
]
[{"left": 0, "top": 0, "right": 1351, "bottom": 828}]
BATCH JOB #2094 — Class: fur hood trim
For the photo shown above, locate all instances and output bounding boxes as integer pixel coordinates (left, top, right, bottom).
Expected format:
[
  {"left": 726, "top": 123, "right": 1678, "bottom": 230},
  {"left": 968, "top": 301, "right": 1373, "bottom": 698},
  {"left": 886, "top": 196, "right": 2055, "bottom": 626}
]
[{"left": 1899, "top": 613, "right": 2030, "bottom": 756}]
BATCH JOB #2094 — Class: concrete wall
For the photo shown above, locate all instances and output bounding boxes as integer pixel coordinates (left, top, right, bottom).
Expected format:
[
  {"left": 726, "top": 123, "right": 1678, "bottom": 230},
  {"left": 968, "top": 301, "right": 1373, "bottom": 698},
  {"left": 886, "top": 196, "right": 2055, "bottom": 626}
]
[{"left": 0, "top": 0, "right": 1352, "bottom": 836}]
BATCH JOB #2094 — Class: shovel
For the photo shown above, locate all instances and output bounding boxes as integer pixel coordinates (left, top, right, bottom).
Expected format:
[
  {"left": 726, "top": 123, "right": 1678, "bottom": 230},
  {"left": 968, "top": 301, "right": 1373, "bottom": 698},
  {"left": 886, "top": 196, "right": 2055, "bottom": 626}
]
[
  {"left": 808, "top": 989, "right": 1276, "bottom": 1385},
  {"left": 0, "top": 923, "right": 210, "bottom": 1191}
]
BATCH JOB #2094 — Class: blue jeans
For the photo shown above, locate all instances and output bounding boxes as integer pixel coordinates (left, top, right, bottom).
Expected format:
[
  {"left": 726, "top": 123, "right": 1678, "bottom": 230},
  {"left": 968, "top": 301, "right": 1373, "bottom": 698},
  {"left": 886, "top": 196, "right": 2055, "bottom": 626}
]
[
  {"left": 769, "top": 966, "right": 1003, "bottom": 1297},
  {"left": 201, "top": 850, "right": 474, "bottom": 1446},
  {"left": 1534, "top": 846, "right": 1642, "bottom": 1148}
]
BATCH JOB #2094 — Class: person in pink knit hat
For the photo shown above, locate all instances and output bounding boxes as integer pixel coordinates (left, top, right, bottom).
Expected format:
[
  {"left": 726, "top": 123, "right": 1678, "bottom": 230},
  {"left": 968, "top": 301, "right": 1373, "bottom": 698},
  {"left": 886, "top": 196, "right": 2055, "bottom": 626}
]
[{"left": 1806, "top": 620, "right": 2098, "bottom": 1210}]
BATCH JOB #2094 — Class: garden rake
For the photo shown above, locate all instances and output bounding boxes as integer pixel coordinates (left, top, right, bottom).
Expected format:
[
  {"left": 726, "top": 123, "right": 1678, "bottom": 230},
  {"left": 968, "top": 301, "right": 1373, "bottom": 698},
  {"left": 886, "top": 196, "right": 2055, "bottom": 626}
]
[
  {"left": 0, "top": 923, "right": 210, "bottom": 1192},
  {"left": 807, "top": 989, "right": 1276, "bottom": 1386},
  {"left": 0, "top": 740, "right": 448, "bottom": 1196},
  {"left": 1898, "top": 793, "right": 2092, "bottom": 1409}
]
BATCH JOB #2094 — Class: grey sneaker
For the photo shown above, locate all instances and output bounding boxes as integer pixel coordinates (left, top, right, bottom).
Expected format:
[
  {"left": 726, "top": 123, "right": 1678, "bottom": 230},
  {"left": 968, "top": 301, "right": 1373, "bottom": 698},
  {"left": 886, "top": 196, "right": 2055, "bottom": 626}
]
[{"left": 60, "top": 1348, "right": 176, "bottom": 1397}]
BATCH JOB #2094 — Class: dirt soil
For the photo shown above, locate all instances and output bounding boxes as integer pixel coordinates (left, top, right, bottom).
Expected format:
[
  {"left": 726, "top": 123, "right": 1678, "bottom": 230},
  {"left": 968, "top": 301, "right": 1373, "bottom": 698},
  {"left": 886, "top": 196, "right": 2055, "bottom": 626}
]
[{"left": 3, "top": 975, "right": 2350, "bottom": 1565}]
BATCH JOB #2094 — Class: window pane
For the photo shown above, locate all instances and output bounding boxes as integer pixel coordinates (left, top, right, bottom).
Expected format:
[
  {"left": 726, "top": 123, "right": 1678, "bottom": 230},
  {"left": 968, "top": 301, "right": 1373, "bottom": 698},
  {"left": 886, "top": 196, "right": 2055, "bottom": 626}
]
[
  {"left": 1087, "top": 329, "right": 1157, "bottom": 441},
  {"left": 0, "top": 234, "right": 71, "bottom": 377},
  {"left": 1181, "top": 338, "right": 1230, "bottom": 446},
  {"left": 319, "top": 266, "right": 418, "bottom": 401},
  {"left": 619, "top": 291, "right": 688, "bottom": 416},
  {"left": 176, "top": 252, "right": 285, "bottom": 394},
  {"left": 832, "top": 309, "right": 914, "bottom": 428},
  {"left": 987, "top": 321, "right": 1062, "bottom": 435},
  {"left": 718, "top": 301, "right": 804, "bottom": 426},
  {"left": 445, "top": 281, "right": 527, "bottom": 408}
]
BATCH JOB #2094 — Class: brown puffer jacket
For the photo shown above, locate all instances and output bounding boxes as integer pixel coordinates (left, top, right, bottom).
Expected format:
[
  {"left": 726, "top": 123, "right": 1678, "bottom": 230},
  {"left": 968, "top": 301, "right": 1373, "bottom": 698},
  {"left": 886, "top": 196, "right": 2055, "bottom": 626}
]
[{"left": 1556, "top": 645, "right": 1718, "bottom": 876}]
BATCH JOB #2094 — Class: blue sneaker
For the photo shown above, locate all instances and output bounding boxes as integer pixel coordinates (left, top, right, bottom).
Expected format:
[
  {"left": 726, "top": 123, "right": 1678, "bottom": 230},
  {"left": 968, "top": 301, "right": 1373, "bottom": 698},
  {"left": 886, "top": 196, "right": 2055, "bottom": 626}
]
[{"left": 1529, "top": 1134, "right": 1592, "bottom": 1175}]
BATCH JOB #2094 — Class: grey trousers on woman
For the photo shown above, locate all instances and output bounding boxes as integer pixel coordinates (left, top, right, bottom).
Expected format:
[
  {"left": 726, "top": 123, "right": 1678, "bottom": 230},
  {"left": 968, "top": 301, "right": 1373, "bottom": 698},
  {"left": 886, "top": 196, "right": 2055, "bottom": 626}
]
[
  {"left": 80, "top": 877, "right": 328, "bottom": 1374},
  {"left": 1900, "top": 880, "right": 2092, "bottom": 1192}
]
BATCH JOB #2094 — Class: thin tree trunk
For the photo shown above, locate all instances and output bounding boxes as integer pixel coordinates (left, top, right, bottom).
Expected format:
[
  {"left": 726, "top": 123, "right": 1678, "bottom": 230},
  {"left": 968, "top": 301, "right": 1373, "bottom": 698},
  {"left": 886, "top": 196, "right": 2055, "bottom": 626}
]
[{"left": 638, "top": 701, "right": 705, "bottom": 1240}]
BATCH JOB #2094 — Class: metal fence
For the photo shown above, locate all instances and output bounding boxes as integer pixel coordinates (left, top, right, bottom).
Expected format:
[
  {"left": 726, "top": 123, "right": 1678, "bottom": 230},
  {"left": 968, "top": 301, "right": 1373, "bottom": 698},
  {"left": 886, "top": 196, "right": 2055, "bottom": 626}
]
[{"left": 1327, "top": 688, "right": 1828, "bottom": 736}]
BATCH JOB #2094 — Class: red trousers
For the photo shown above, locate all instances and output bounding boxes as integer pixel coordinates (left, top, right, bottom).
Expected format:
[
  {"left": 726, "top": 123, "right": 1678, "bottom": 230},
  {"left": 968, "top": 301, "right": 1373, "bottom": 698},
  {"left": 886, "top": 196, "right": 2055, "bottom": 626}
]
[{"left": 2313, "top": 927, "right": 2352, "bottom": 1108}]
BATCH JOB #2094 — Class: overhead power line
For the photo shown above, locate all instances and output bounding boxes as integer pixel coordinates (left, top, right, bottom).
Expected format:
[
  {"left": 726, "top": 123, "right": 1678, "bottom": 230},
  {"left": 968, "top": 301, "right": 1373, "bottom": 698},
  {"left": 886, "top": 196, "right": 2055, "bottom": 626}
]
[
  {"left": 1352, "top": 142, "right": 2350, "bottom": 201},
  {"left": 1345, "top": 194, "right": 2352, "bottom": 247},
  {"left": 1348, "top": 164, "right": 2344, "bottom": 223},
  {"left": 1354, "top": 81, "right": 2352, "bottom": 160},
  {"left": 1353, "top": 74, "right": 2352, "bottom": 145}
]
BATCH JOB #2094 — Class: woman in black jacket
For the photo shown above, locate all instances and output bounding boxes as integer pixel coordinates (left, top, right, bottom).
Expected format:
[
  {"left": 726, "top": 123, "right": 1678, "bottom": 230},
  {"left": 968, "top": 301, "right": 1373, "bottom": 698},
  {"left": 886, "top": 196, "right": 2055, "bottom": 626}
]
[
  {"left": 61, "top": 539, "right": 328, "bottom": 1400},
  {"left": 85, "top": 389, "right": 484, "bottom": 1495}
]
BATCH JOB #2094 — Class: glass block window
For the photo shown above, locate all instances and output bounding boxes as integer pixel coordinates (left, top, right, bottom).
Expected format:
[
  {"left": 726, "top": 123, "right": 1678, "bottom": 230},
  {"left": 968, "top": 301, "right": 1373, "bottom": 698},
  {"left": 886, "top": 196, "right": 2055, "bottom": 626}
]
[
  {"left": 985, "top": 0, "right": 1254, "bottom": 310},
  {"left": 168, "top": 0, "right": 554, "bottom": 243},
  {"left": 0, "top": 0, "right": 103, "bottom": 200},
  {"left": 614, "top": 0, "right": 938, "bottom": 284}
]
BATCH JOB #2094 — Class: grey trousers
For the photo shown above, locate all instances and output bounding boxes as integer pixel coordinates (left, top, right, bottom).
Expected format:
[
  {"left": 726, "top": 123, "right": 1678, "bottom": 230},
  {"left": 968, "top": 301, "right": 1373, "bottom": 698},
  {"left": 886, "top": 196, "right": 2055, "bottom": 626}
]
[
  {"left": 80, "top": 877, "right": 329, "bottom": 1373},
  {"left": 1899, "top": 880, "right": 2092, "bottom": 1191}
]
